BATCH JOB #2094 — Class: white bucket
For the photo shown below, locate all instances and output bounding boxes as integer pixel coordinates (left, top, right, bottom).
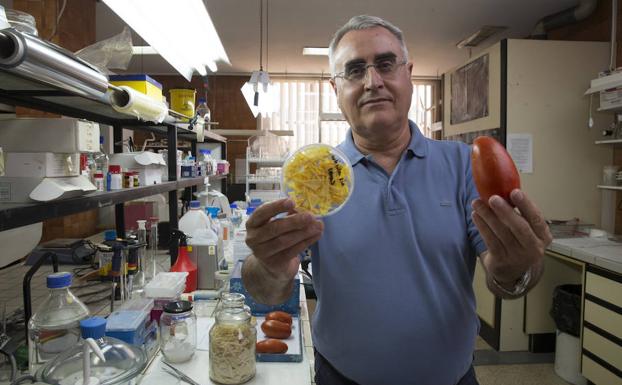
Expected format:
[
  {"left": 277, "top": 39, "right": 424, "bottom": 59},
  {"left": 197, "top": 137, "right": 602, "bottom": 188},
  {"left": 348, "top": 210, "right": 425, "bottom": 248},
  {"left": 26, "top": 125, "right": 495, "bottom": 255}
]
[{"left": 554, "top": 330, "right": 587, "bottom": 385}]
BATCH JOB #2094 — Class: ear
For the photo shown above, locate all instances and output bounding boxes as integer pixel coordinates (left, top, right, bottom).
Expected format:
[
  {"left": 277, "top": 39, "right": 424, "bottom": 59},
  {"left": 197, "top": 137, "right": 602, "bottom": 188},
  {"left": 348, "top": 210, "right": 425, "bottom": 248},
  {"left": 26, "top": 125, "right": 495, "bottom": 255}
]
[
  {"left": 329, "top": 78, "right": 338, "bottom": 96},
  {"left": 407, "top": 61, "right": 413, "bottom": 76}
]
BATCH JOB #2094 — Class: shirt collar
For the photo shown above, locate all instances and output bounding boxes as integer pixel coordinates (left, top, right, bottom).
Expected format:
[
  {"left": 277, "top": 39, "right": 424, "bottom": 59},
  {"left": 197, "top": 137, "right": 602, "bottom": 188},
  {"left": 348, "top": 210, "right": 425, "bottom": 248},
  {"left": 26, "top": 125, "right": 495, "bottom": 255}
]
[{"left": 340, "top": 120, "right": 428, "bottom": 166}]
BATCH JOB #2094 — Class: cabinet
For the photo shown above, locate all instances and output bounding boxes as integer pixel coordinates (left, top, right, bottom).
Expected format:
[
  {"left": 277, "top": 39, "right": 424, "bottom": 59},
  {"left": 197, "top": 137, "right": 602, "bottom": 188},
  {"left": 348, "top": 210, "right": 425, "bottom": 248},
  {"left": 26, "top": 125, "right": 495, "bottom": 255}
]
[
  {"left": 245, "top": 146, "right": 284, "bottom": 202},
  {"left": 0, "top": 64, "right": 226, "bottom": 263}
]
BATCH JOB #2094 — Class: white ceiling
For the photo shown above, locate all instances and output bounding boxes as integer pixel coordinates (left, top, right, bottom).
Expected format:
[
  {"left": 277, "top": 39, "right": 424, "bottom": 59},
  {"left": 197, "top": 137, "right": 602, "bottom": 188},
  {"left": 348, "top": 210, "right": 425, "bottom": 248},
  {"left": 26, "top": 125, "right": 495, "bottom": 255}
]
[{"left": 96, "top": 0, "right": 580, "bottom": 78}]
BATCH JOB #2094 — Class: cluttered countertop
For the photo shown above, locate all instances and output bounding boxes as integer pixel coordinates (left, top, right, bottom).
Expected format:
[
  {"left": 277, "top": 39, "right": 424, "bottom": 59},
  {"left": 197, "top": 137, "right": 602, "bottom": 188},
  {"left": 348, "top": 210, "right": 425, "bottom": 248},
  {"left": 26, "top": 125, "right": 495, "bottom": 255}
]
[{"left": 548, "top": 236, "right": 622, "bottom": 274}]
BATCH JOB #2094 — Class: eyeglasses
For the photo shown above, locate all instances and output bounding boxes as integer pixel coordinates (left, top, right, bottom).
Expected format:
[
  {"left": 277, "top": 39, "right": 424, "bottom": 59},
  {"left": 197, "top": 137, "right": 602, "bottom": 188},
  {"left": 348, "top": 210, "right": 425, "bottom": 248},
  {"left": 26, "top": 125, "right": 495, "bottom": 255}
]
[{"left": 333, "top": 57, "right": 407, "bottom": 82}]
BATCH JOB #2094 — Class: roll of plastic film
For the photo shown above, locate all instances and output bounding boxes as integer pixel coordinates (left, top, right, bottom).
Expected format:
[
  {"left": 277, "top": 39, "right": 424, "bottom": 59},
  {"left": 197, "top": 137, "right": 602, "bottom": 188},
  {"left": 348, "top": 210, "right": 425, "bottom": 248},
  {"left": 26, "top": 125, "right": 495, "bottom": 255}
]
[{"left": 110, "top": 86, "right": 168, "bottom": 123}]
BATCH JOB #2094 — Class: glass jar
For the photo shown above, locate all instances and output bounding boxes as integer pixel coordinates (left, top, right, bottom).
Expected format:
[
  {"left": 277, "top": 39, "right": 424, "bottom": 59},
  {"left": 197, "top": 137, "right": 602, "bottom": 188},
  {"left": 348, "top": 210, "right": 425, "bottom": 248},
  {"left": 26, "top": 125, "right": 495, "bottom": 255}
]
[
  {"left": 209, "top": 293, "right": 256, "bottom": 384},
  {"left": 160, "top": 300, "right": 196, "bottom": 363}
]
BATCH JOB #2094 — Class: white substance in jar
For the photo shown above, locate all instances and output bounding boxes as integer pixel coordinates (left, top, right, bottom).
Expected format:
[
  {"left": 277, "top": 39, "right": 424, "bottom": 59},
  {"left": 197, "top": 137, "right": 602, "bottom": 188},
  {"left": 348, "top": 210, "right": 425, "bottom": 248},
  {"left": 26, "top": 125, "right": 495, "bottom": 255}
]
[
  {"left": 162, "top": 339, "right": 195, "bottom": 363},
  {"left": 209, "top": 324, "right": 255, "bottom": 384}
]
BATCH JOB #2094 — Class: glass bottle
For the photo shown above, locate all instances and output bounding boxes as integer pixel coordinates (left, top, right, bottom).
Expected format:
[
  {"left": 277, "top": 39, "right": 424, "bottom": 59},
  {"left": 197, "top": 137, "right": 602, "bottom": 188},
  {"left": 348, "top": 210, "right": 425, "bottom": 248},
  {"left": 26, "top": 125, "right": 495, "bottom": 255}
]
[
  {"left": 146, "top": 216, "right": 159, "bottom": 282},
  {"left": 28, "top": 272, "right": 90, "bottom": 374},
  {"left": 209, "top": 293, "right": 256, "bottom": 384},
  {"left": 160, "top": 300, "right": 196, "bottom": 363}
]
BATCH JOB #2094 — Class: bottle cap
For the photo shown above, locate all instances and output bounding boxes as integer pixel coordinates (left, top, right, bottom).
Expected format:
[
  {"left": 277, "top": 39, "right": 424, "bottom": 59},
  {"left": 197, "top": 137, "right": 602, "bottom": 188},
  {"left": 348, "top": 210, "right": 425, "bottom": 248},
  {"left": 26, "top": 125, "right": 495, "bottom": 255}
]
[
  {"left": 189, "top": 200, "right": 201, "bottom": 209},
  {"left": 246, "top": 207, "right": 256, "bottom": 215},
  {"left": 205, "top": 150, "right": 211, "bottom": 154},
  {"left": 198, "top": 97, "right": 206, "bottom": 103},
  {"left": 46, "top": 272, "right": 72, "bottom": 289},
  {"left": 230, "top": 203, "right": 238, "bottom": 209},
  {"left": 104, "top": 230, "right": 117, "bottom": 241},
  {"left": 163, "top": 300, "right": 193, "bottom": 314},
  {"left": 108, "top": 165, "right": 121, "bottom": 173},
  {"left": 206, "top": 206, "right": 220, "bottom": 218},
  {"left": 80, "top": 317, "right": 107, "bottom": 339}
]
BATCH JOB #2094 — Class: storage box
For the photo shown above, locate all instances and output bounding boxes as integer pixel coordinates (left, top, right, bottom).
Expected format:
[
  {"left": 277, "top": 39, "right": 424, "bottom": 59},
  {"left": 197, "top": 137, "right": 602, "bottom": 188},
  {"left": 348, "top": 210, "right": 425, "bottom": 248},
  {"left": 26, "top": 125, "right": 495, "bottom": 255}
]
[
  {"left": 229, "top": 260, "right": 300, "bottom": 315},
  {"left": 0, "top": 118, "right": 101, "bottom": 153},
  {"left": 108, "top": 152, "right": 166, "bottom": 186},
  {"left": 0, "top": 176, "right": 96, "bottom": 202},
  {"left": 5, "top": 152, "right": 80, "bottom": 177},
  {"left": 106, "top": 298, "right": 154, "bottom": 346},
  {"left": 109, "top": 74, "right": 163, "bottom": 102}
]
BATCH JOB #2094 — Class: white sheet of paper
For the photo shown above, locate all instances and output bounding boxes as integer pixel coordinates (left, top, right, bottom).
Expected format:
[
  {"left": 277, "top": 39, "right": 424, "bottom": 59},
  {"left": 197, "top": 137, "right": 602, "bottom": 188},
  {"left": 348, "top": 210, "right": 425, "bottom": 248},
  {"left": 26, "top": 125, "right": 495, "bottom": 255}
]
[{"left": 507, "top": 133, "right": 533, "bottom": 174}]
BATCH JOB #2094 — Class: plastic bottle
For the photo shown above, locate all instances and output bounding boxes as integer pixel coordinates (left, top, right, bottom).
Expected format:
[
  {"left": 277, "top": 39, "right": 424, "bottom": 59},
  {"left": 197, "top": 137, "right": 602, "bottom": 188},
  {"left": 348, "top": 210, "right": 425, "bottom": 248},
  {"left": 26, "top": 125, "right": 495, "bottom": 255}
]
[
  {"left": 179, "top": 200, "right": 211, "bottom": 237},
  {"left": 204, "top": 150, "right": 217, "bottom": 176},
  {"left": 170, "top": 230, "right": 198, "bottom": 293},
  {"left": 218, "top": 214, "right": 233, "bottom": 264},
  {"left": 28, "top": 272, "right": 90, "bottom": 374},
  {"left": 196, "top": 97, "right": 211, "bottom": 129},
  {"left": 229, "top": 203, "right": 242, "bottom": 228},
  {"left": 94, "top": 136, "right": 109, "bottom": 174},
  {"left": 107, "top": 165, "right": 122, "bottom": 190}
]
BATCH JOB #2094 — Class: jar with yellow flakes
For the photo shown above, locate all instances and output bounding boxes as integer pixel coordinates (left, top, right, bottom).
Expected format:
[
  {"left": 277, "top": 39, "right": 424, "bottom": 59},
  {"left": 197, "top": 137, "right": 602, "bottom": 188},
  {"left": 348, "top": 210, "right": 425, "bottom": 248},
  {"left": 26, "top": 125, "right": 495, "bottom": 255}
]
[{"left": 281, "top": 143, "right": 354, "bottom": 217}]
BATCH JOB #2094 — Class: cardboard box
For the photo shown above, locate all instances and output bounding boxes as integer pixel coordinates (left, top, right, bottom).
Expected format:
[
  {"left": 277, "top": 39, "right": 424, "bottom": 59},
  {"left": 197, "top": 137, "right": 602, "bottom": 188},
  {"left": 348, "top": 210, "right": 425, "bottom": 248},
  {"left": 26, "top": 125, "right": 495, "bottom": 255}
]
[
  {"left": 109, "top": 75, "right": 163, "bottom": 102},
  {"left": 0, "top": 118, "right": 100, "bottom": 153},
  {"left": 5, "top": 152, "right": 80, "bottom": 177},
  {"left": 108, "top": 152, "right": 166, "bottom": 186},
  {"left": 229, "top": 259, "right": 300, "bottom": 316},
  {"left": 0, "top": 176, "right": 96, "bottom": 202}
]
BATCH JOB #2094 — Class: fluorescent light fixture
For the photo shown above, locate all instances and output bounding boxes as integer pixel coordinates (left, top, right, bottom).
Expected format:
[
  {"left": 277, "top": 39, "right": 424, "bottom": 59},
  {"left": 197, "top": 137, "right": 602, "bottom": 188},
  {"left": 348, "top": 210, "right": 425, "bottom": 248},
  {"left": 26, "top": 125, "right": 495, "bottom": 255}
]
[
  {"left": 103, "top": 0, "right": 229, "bottom": 80},
  {"left": 456, "top": 26, "right": 507, "bottom": 49},
  {"left": 132, "top": 46, "right": 158, "bottom": 55},
  {"left": 241, "top": 81, "right": 273, "bottom": 118},
  {"left": 303, "top": 47, "right": 329, "bottom": 56}
]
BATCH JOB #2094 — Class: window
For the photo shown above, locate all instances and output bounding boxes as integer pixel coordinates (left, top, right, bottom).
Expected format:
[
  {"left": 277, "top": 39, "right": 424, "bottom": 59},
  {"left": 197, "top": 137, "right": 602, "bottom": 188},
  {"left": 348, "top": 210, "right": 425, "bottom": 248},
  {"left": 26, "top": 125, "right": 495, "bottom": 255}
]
[{"left": 261, "top": 78, "right": 438, "bottom": 150}]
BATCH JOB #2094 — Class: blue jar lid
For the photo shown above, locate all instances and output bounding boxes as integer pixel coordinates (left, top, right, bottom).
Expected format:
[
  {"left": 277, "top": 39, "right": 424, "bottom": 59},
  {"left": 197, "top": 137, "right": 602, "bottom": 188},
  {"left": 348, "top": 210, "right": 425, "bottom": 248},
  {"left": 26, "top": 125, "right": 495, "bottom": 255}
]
[
  {"left": 230, "top": 203, "right": 238, "bottom": 209},
  {"left": 80, "top": 317, "right": 107, "bottom": 339},
  {"left": 99, "top": 135, "right": 104, "bottom": 145},
  {"left": 104, "top": 230, "right": 117, "bottom": 241},
  {"left": 46, "top": 272, "right": 72, "bottom": 289},
  {"left": 189, "top": 200, "right": 201, "bottom": 209},
  {"left": 246, "top": 207, "right": 256, "bottom": 215}
]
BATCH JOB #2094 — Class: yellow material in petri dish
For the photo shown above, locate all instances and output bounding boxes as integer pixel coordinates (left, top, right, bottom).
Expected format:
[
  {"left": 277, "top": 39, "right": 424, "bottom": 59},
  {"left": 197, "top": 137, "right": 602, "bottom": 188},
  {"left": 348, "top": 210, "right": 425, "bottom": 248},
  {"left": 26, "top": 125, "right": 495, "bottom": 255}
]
[{"left": 282, "top": 144, "right": 354, "bottom": 216}]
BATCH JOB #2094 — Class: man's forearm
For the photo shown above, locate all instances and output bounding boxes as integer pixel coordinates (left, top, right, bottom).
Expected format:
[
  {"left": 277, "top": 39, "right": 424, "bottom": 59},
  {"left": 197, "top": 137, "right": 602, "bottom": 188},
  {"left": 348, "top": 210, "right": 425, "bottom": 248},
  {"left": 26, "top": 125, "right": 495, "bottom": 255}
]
[{"left": 241, "top": 254, "right": 295, "bottom": 305}]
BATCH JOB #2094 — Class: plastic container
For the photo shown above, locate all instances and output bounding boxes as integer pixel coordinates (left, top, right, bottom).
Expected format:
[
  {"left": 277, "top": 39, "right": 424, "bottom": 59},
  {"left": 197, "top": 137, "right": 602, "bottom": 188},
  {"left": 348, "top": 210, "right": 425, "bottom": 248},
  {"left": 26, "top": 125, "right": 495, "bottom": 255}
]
[
  {"left": 554, "top": 330, "right": 587, "bottom": 385},
  {"left": 179, "top": 200, "right": 211, "bottom": 237},
  {"left": 170, "top": 89, "right": 196, "bottom": 119},
  {"left": 5, "top": 9, "right": 37, "bottom": 35},
  {"left": 105, "top": 298, "right": 153, "bottom": 345},
  {"left": 28, "top": 272, "right": 90, "bottom": 374},
  {"left": 282, "top": 143, "right": 354, "bottom": 217},
  {"left": 196, "top": 97, "right": 211, "bottom": 125},
  {"left": 144, "top": 272, "right": 188, "bottom": 299},
  {"left": 209, "top": 293, "right": 256, "bottom": 384},
  {"left": 38, "top": 317, "right": 147, "bottom": 385},
  {"left": 160, "top": 300, "right": 197, "bottom": 363}
]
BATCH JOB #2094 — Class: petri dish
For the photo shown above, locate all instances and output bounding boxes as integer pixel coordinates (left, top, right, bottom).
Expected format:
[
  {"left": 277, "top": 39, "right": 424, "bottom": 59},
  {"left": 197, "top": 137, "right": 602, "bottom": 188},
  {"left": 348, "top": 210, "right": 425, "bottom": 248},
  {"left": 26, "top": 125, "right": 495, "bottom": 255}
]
[{"left": 281, "top": 143, "right": 354, "bottom": 217}]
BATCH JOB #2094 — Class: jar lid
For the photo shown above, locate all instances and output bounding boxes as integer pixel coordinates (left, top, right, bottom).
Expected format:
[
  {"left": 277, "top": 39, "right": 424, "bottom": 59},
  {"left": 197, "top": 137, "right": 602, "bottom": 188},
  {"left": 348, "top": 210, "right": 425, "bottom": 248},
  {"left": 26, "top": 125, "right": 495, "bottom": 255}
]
[
  {"left": 80, "top": 317, "right": 107, "bottom": 339},
  {"left": 46, "top": 272, "right": 72, "bottom": 289},
  {"left": 163, "top": 300, "right": 193, "bottom": 314},
  {"left": 189, "top": 200, "right": 201, "bottom": 209}
]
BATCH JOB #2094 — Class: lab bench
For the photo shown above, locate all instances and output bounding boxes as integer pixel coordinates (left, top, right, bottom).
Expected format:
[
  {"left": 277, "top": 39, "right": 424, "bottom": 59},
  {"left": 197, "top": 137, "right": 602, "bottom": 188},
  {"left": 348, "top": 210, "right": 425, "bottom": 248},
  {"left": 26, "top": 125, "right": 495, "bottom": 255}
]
[{"left": 527, "top": 238, "right": 622, "bottom": 385}]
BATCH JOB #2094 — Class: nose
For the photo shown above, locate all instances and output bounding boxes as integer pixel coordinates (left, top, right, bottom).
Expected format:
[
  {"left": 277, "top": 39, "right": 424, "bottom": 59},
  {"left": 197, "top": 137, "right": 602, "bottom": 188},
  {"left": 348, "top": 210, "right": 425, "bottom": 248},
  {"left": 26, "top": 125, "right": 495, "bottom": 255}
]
[{"left": 363, "top": 65, "right": 384, "bottom": 90}]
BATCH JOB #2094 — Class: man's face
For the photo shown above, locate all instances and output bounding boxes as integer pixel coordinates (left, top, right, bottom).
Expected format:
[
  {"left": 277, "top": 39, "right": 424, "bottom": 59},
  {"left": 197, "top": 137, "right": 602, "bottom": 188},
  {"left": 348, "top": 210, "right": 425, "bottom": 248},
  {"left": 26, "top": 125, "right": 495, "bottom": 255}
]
[{"left": 330, "top": 27, "right": 413, "bottom": 137}]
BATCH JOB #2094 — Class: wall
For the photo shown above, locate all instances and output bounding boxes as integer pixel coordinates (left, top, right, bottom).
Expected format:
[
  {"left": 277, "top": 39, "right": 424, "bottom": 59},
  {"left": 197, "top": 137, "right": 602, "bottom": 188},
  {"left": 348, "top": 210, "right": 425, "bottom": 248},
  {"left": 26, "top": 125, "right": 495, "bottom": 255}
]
[{"left": 548, "top": 0, "right": 622, "bottom": 233}]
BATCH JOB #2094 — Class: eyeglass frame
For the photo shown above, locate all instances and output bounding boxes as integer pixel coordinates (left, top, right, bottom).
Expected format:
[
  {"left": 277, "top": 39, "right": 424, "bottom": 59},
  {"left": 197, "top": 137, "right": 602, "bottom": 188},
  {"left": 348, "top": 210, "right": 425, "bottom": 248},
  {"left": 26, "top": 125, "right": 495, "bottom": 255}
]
[{"left": 332, "top": 57, "right": 409, "bottom": 83}]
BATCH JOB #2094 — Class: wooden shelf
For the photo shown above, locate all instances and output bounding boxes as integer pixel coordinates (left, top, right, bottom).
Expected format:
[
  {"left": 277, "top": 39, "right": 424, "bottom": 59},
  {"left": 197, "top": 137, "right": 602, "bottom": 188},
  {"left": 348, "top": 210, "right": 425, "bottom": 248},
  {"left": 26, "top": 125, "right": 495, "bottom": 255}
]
[{"left": 595, "top": 139, "right": 622, "bottom": 144}]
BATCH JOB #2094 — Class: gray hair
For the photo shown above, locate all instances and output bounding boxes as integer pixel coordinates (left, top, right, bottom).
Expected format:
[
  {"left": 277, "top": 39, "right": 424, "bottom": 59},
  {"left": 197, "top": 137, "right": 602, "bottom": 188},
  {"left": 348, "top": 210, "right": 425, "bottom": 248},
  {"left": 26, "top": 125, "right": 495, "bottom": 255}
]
[{"left": 328, "top": 15, "right": 409, "bottom": 76}]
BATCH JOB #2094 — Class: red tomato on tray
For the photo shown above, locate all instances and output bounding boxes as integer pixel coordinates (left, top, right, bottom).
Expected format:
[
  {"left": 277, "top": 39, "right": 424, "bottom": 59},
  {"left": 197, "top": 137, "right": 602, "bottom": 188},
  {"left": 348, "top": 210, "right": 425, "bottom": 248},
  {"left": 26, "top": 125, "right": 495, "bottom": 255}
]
[{"left": 471, "top": 136, "right": 521, "bottom": 204}]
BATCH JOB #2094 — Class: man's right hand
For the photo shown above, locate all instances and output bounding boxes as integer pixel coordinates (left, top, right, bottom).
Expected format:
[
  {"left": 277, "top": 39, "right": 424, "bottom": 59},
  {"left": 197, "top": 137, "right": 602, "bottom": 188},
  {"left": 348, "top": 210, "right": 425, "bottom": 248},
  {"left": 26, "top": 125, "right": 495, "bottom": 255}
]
[{"left": 245, "top": 198, "right": 324, "bottom": 283}]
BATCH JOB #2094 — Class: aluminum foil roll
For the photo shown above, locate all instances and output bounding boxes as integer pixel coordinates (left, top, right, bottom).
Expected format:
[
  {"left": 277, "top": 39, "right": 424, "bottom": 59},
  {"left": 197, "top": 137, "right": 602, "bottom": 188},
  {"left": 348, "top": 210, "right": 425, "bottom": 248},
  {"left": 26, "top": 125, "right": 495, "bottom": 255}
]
[{"left": 0, "top": 28, "right": 108, "bottom": 100}]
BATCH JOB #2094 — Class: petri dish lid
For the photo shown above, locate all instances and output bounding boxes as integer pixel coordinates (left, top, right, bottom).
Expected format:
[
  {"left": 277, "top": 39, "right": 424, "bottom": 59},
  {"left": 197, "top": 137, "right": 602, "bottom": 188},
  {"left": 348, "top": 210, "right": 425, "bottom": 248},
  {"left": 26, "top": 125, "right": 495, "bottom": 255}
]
[
  {"left": 38, "top": 336, "right": 146, "bottom": 385},
  {"left": 282, "top": 143, "right": 354, "bottom": 217}
]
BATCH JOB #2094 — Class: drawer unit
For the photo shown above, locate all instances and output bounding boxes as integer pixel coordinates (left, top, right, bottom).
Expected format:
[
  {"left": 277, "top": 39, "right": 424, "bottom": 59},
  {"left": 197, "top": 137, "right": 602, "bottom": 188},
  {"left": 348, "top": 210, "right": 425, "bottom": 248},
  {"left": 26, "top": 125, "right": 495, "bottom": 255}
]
[{"left": 582, "top": 265, "right": 622, "bottom": 385}]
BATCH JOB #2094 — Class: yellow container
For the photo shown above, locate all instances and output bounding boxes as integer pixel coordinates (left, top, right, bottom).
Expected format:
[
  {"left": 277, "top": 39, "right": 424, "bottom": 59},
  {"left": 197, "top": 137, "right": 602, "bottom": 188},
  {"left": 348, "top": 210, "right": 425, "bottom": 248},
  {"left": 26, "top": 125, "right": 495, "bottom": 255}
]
[
  {"left": 109, "top": 75, "right": 163, "bottom": 102},
  {"left": 170, "top": 89, "right": 196, "bottom": 119}
]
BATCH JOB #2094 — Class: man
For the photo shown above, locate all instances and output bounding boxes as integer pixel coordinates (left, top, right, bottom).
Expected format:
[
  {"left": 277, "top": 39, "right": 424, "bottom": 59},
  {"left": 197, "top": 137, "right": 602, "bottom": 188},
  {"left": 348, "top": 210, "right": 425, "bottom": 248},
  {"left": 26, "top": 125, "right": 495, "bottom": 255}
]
[{"left": 242, "top": 15, "right": 552, "bottom": 385}]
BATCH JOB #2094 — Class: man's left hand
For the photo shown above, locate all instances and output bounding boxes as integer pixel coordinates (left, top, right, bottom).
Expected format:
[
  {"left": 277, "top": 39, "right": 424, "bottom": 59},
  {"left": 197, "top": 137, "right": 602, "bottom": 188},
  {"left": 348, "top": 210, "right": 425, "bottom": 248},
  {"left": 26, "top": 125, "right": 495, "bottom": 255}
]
[{"left": 471, "top": 189, "right": 553, "bottom": 286}]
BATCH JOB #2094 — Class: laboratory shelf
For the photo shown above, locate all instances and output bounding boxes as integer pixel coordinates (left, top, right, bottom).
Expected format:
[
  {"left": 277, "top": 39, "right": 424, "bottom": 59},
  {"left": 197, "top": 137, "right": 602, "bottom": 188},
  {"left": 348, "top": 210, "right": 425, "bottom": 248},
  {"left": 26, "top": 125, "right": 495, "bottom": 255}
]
[
  {"left": 595, "top": 139, "right": 622, "bottom": 144},
  {"left": 597, "top": 185, "right": 622, "bottom": 190},
  {"left": 247, "top": 157, "right": 286, "bottom": 167},
  {"left": 0, "top": 177, "right": 207, "bottom": 232}
]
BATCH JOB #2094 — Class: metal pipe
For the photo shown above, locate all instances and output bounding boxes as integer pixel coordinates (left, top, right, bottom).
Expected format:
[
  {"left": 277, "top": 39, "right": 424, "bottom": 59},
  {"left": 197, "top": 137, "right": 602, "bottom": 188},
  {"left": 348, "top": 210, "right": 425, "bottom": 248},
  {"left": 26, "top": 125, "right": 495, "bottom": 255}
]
[
  {"left": 611, "top": 0, "right": 618, "bottom": 71},
  {"left": 531, "top": 0, "right": 598, "bottom": 39}
]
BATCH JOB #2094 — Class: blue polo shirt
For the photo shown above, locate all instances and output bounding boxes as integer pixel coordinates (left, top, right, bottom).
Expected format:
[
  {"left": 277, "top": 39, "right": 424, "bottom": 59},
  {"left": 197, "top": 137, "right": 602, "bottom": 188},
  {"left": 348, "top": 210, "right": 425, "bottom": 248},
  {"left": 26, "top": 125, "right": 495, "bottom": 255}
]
[{"left": 310, "top": 121, "right": 487, "bottom": 385}]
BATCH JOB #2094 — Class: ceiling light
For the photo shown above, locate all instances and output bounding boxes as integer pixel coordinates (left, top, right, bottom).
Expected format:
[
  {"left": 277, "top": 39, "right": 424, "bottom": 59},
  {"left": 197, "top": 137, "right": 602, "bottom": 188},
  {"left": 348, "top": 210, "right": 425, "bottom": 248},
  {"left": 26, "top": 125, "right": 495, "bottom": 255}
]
[
  {"left": 244, "top": 0, "right": 272, "bottom": 117},
  {"left": 302, "top": 47, "right": 329, "bottom": 56},
  {"left": 456, "top": 26, "right": 507, "bottom": 49},
  {"left": 103, "top": 0, "right": 229, "bottom": 80}
]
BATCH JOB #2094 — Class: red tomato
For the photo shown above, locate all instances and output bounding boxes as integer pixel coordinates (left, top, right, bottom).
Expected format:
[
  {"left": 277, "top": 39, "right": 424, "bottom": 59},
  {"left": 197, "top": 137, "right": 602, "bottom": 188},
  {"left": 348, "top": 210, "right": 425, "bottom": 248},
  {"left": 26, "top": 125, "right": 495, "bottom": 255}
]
[
  {"left": 256, "top": 339, "right": 289, "bottom": 354},
  {"left": 471, "top": 136, "right": 521, "bottom": 204},
  {"left": 265, "top": 311, "right": 293, "bottom": 325},
  {"left": 261, "top": 320, "right": 292, "bottom": 339}
]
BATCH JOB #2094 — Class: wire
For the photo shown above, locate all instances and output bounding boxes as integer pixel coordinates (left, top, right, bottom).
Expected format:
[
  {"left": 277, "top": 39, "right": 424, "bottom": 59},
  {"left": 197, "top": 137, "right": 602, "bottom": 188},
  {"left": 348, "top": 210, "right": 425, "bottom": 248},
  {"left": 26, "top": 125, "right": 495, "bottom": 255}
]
[
  {"left": 48, "top": 0, "right": 68, "bottom": 41},
  {"left": 266, "top": 0, "right": 269, "bottom": 71},
  {"left": 259, "top": 0, "right": 263, "bottom": 70}
]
